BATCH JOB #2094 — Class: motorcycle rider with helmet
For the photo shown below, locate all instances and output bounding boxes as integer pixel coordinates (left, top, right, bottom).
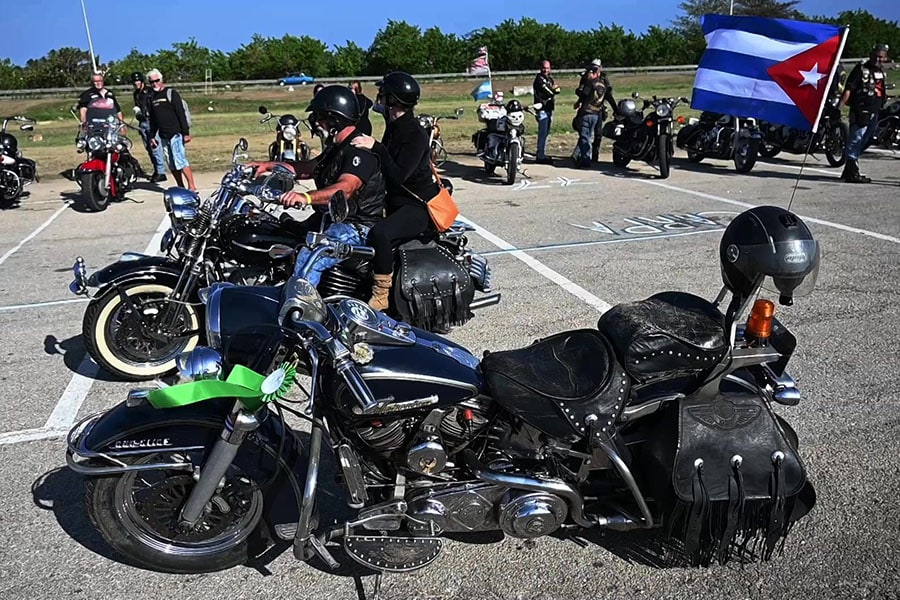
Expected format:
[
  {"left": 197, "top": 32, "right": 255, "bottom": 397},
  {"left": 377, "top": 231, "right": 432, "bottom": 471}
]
[
  {"left": 247, "top": 85, "right": 386, "bottom": 286},
  {"left": 350, "top": 71, "right": 440, "bottom": 311},
  {"left": 840, "top": 43, "right": 890, "bottom": 183},
  {"left": 131, "top": 72, "right": 167, "bottom": 182}
]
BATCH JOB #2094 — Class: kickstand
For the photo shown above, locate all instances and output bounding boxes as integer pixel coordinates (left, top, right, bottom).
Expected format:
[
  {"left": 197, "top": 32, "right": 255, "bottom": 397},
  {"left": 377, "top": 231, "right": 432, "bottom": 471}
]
[
  {"left": 372, "top": 572, "right": 382, "bottom": 600},
  {"left": 356, "top": 573, "right": 383, "bottom": 600}
]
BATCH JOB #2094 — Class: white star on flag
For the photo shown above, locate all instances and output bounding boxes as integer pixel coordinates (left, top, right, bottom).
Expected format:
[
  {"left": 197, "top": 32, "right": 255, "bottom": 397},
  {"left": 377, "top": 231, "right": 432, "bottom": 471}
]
[{"left": 798, "top": 63, "right": 827, "bottom": 89}]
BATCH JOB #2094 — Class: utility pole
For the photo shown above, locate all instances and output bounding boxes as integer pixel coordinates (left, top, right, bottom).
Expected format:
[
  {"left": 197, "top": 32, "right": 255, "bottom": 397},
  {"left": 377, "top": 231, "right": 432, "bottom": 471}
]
[{"left": 80, "top": 0, "right": 99, "bottom": 73}]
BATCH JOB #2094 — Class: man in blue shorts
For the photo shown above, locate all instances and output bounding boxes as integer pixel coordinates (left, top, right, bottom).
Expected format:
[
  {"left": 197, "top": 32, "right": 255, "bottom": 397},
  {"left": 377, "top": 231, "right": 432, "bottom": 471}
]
[{"left": 146, "top": 68, "right": 196, "bottom": 191}]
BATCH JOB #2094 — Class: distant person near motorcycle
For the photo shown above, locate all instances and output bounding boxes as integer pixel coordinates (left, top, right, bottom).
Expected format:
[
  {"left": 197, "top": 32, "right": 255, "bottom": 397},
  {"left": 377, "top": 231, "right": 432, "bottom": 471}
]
[
  {"left": 351, "top": 71, "right": 438, "bottom": 311},
  {"left": 573, "top": 59, "right": 617, "bottom": 168},
  {"left": 350, "top": 80, "right": 374, "bottom": 136},
  {"left": 77, "top": 72, "right": 124, "bottom": 142},
  {"left": 146, "top": 69, "right": 196, "bottom": 191},
  {"left": 840, "top": 43, "right": 889, "bottom": 183},
  {"left": 131, "top": 72, "right": 166, "bottom": 182},
  {"left": 249, "top": 85, "right": 386, "bottom": 287},
  {"left": 533, "top": 59, "right": 561, "bottom": 165}
]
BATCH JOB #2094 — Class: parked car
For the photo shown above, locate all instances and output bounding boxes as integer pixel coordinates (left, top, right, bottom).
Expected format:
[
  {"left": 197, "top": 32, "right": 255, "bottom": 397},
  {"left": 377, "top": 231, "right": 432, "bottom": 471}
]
[{"left": 277, "top": 72, "right": 315, "bottom": 86}]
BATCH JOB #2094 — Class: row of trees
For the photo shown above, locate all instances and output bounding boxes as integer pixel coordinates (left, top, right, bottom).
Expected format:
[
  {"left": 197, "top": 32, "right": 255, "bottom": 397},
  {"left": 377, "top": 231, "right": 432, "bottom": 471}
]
[{"left": 1, "top": 4, "right": 898, "bottom": 90}]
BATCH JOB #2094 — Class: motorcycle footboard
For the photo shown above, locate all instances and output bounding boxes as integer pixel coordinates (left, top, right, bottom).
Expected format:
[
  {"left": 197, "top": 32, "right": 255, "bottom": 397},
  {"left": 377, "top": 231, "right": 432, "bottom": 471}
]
[{"left": 643, "top": 388, "right": 815, "bottom": 566}]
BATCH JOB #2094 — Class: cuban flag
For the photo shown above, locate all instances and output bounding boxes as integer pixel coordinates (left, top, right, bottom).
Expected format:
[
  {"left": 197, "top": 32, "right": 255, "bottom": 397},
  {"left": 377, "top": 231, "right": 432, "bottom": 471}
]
[
  {"left": 471, "top": 79, "right": 493, "bottom": 101},
  {"left": 692, "top": 15, "right": 848, "bottom": 131}
]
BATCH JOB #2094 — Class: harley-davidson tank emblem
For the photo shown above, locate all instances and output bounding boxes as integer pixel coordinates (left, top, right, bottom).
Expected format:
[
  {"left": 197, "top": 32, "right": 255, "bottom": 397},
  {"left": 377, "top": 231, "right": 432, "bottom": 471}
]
[{"left": 687, "top": 399, "right": 760, "bottom": 430}]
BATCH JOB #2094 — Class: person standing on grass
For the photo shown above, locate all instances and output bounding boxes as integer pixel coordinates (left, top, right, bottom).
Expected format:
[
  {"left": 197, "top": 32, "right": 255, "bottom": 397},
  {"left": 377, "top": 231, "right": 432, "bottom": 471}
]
[
  {"left": 146, "top": 68, "right": 196, "bottom": 191},
  {"left": 532, "top": 59, "right": 561, "bottom": 165}
]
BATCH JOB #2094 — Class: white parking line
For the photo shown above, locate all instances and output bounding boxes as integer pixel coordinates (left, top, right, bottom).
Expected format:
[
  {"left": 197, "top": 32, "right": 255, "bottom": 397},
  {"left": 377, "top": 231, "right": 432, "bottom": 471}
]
[
  {"left": 0, "top": 298, "right": 89, "bottom": 312},
  {"left": 0, "top": 203, "right": 70, "bottom": 267},
  {"left": 0, "top": 214, "right": 170, "bottom": 446},
  {"left": 458, "top": 215, "right": 613, "bottom": 313},
  {"left": 640, "top": 180, "right": 900, "bottom": 245}
]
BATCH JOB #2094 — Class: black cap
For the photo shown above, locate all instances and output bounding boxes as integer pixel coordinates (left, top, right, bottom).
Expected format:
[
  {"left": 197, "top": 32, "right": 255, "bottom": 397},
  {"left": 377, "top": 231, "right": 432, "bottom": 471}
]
[{"left": 131, "top": 71, "right": 144, "bottom": 83}]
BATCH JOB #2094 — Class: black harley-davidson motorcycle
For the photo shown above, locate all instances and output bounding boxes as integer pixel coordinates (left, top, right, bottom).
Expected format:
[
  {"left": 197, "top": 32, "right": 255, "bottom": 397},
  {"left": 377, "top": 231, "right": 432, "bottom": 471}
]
[
  {"left": 258, "top": 105, "right": 312, "bottom": 161},
  {"left": 602, "top": 93, "right": 690, "bottom": 179},
  {"left": 67, "top": 205, "right": 819, "bottom": 590},
  {"left": 757, "top": 95, "right": 848, "bottom": 167},
  {"left": 472, "top": 99, "right": 537, "bottom": 185},
  {"left": 0, "top": 115, "right": 39, "bottom": 207},
  {"left": 676, "top": 112, "right": 762, "bottom": 173},
  {"left": 865, "top": 92, "right": 900, "bottom": 151},
  {"left": 69, "top": 139, "right": 498, "bottom": 381}
]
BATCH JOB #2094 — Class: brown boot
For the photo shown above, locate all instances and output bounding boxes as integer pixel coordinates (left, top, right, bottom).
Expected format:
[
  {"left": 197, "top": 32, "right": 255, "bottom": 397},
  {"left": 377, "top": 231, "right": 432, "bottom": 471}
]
[{"left": 368, "top": 273, "right": 393, "bottom": 311}]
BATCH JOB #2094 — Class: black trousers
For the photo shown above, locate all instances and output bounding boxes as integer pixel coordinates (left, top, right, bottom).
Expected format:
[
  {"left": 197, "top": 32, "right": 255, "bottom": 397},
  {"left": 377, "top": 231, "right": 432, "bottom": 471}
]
[{"left": 367, "top": 202, "right": 431, "bottom": 275}]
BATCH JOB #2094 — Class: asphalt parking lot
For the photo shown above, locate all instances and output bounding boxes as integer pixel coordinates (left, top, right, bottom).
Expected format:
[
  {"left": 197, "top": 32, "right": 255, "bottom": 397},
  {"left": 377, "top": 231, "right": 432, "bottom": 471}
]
[{"left": 1, "top": 147, "right": 899, "bottom": 600}]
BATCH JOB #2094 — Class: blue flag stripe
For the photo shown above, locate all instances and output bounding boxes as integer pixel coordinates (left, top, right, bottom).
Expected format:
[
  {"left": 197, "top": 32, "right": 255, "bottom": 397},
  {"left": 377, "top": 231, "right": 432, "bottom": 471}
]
[
  {"left": 691, "top": 88, "right": 810, "bottom": 130},
  {"left": 698, "top": 49, "right": 780, "bottom": 81},
  {"left": 702, "top": 14, "right": 842, "bottom": 45}
]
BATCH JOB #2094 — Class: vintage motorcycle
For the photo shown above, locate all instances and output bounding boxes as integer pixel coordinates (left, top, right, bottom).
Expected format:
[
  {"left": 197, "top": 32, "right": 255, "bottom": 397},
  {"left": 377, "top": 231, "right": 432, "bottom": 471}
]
[
  {"left": 676, "top": 112, "right": 762, "bottom": 173},
  {"left": 602, "top": 93, "right": 690, "bottom": 179},
  {"left": 75, "top": 116, "right": 144, "bottom": 211},
  {"left": 259, "top": 106, "right": 312, "bottom": 161},
  {"left": 70, "top": 139, "right": 498, "bottom": 381},
  {"left": 757, "top": 96, "right": 848, "bottom": 167},
  {"left": 67, "top": 205, "right": 819, "bottom": 592},
  {"left": 472, "top": 99, "right": 537, "bottom": 185},
  {"left": 418, "top": 108, "right": 463, "bottom": 167},
  {"left": 866, "top": 94, "right": 900, "bottom": 151},
  {"left": 0, "top": 115, "right": 39, "bottom": 207}
]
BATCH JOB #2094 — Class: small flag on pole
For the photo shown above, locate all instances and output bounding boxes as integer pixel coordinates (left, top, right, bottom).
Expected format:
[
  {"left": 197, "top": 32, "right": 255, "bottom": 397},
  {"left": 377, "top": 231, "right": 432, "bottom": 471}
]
[
  {"left": 467, "top": 46, "right": 490, "bottom": 76},
  {"left": 471, "top": 80, "right": 493, "bottom": 101}
]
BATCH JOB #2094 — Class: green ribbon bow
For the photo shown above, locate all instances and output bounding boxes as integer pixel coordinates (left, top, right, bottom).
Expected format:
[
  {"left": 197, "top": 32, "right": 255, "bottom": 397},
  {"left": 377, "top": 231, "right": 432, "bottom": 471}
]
[{"left": 147, "top": 363, "right": 297, "bottom": 412}]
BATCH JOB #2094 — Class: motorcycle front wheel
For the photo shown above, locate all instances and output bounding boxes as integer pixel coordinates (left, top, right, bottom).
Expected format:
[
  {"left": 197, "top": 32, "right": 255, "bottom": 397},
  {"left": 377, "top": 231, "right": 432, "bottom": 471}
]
[
  {"left": 85, "top": 450, "right": 266, "bottom": 573},
  {"left": 0, "top": 169, "right": 23, "bottom": 206},
  {"left": 505, "top": 141, "right": 519, "bottom": 185},
  {"left": 431, "top": 140, "right": 448, "bottom": 167},
  {"left": 733, "top": 138, "right": 759, "bottom": 173},
  {"left": 656, "top": 133, "right": 670, "bottom": 179},
  {"left": 612, "top": 144, "right": 631, "bottom": 167},
  {"left": 81, "top": 171, "right": 110, "bottom": 212},
  {"left": 83, "top": 280, "right": 201, "bottom": 380},
  {"left": 824, "top": 121, "right": 848, "bottom": 167}
]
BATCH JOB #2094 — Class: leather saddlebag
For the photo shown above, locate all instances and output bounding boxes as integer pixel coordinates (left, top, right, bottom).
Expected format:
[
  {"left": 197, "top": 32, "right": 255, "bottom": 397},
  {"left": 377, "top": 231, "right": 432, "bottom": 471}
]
[{"left": 393, "top": 239, "right": 474, "bottom": 331}]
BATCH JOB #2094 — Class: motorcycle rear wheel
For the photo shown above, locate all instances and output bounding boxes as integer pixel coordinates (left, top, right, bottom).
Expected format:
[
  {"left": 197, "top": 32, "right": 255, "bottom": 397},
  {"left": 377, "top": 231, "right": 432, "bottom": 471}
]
[
  {"left": 83, "top": 281, "right": 201, "bottom": 380},
  {"left": 612, "top": 145, "right": 631, "bottom": 167},
  {"left": 759, "top": 142, "right": 781, "bottom": 158},
  {"left": 85, "top": 451, "right": 266, "bottom": 573},
  {"left": 686, "top": 149, "right": 704, "bottom": 163},
  {"left": 824, "top": 121, "right": 848, "bottom": 167},
  {"left": 81, "top": 171, "right": 110, "bottom": 212}
]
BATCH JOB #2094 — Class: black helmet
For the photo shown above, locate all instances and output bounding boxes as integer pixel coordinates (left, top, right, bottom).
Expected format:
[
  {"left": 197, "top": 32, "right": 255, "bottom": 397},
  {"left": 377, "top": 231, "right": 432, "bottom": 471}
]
[
  {"left": 719, "top": 206, "right": 820, "bottom": 306},
  {"left": 0, "top": 133, "right": 17, "bottom": 156},
  {"left": 505, "top": 99, "right": 523, "bottom": 112},
  {"left": 377, "top": 71, "right": 420, "bottom": 107},
  {"left": 131, "top": 71, "right": 144, "bottom": 83},
  {"left": 305, "top": 85, "right": 361, "bottom": 131}
]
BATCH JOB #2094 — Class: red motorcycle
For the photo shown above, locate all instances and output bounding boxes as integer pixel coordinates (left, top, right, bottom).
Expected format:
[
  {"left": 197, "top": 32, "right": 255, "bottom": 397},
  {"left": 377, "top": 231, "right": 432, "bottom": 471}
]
[{"left": 75, "top": 116, "right": 144, "bottom": 211}]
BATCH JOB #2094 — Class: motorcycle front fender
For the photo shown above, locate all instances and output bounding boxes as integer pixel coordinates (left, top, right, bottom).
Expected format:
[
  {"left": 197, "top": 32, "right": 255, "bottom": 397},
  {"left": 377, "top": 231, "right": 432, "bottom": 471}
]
[
  {"left": 87, "top": 255, "right": 184, "bottom": 290},
  {"left": 79, "top": 158, "right": 106, "bottom": 172}
]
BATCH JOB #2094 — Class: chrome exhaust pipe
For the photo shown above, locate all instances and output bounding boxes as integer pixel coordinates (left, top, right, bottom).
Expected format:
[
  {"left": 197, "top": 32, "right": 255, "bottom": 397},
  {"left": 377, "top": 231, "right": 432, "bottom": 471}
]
[{"left": 469, "top": 293, "right": 501, "bottom": 311}]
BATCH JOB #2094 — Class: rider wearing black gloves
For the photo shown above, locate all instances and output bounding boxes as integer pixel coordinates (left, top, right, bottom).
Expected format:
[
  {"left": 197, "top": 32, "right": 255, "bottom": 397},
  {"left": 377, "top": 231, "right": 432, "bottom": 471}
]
[
  {"left": 247, "top": 85, "right": 386, "bottom": 287},
  {"left": 350, "top": 71, "right": 437, "bottom": 311}
]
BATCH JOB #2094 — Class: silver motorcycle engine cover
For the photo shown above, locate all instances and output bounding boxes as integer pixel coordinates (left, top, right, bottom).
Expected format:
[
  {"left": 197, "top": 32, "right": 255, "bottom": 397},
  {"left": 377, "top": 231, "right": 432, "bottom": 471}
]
[
  {"left": 498, "top": 491, "right": 568, "bottom": 539},
  {"left": 406, "top": 439, "right": 447, "bottom": 475}
]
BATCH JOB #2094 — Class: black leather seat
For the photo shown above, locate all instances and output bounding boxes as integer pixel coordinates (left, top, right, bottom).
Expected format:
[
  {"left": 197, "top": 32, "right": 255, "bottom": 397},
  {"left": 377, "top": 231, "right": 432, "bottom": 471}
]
[
  {"left": 482, "top": 329, "right": 630, "bottom": 443},
  {"left": 597, "top": 291, "right": 728, "bottom": 385}
]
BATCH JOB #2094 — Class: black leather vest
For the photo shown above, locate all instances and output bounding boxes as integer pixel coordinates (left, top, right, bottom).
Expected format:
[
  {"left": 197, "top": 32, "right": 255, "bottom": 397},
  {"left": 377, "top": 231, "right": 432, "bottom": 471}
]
[
  {"left": 850, "top": 62, "right": 886, "bottom": 113},
  {"left": 314, "top": 135, "right": 386, "bottom": 227}
]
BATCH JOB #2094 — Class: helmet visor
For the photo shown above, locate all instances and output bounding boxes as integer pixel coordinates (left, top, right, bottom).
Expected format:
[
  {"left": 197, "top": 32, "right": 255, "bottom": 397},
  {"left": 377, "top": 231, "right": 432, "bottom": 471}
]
[{"left": 729, "top": 238, "right": 821, "bottom": 298}]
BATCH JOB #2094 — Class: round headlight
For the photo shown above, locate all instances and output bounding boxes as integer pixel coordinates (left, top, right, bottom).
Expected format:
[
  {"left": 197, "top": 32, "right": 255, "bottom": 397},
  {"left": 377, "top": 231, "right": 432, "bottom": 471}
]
[
  {"left": 656, "top": 104, "right": 672, "bottom": 118},
  {"left": 172, "top": 203, "right": 199, "bottom": 223},
  {"left": 282, "top": 125, "right": 297, "bottom": 141},
  {"left": 163, "top": 187, "right": 199, "bottom": 213},
  {"left": 87, "top": 136, "right": 103, "bottom": 151}
]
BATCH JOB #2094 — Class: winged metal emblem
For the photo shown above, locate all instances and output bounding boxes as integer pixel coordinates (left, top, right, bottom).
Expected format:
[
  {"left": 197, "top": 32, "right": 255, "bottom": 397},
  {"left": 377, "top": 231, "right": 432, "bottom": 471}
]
[{"left": 687, "top": 398, "right": 761, "bottom": 430}]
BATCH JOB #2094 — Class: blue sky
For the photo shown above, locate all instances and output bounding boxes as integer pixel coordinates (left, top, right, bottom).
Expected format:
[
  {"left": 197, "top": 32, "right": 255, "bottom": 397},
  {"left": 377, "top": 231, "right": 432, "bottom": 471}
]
[{"left": 3, "top": 0, "right": 898, "bottom": 66}]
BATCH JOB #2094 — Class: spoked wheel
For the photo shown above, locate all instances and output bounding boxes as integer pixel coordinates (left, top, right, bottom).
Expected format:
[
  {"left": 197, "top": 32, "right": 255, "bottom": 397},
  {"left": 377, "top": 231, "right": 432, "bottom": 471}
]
[
  {"left": 733, "top": 138, "right": 759, "bottom": 173},
  {"left": 83, "top": 281, "right": 201, "bottom": 380},
  {"left": 824, "top": 121, "right": 848, "bottom": 167},
  {"left": 431, "top": 141, "right": 448, "bottom": 167},
  {"left": 0, "top": 169, "right": 23, "bottom": 206},
  {"left": 85, "top": 452, "right": 266, "bottom": 573}
]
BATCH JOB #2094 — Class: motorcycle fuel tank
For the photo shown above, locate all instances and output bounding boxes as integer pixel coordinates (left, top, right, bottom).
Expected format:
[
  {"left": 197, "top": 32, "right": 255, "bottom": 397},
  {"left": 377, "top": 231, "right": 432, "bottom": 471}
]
[{"left": 219, "top": 214, "right": 298, "bottom": 266}]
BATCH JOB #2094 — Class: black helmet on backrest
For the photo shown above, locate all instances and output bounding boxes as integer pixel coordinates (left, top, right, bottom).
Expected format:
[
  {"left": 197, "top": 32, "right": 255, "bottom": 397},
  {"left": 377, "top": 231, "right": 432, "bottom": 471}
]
[
  {"left": 130, "top": 71, "right": 144, "bottom": 83},
  {"left": 377, "top": 71, "right": 420, "bottom": 107},
  {"left": 0, "top": 133, "right": 17, "bottom": 156},
  {"left": 719, "top": 206, "right": 820, "bottom": 306},
  {"left": 505, "top": 99, "right": 523, "bottom": 113},
  {"left": 305, "top": 85, "right": 361, "bottom": 132}
]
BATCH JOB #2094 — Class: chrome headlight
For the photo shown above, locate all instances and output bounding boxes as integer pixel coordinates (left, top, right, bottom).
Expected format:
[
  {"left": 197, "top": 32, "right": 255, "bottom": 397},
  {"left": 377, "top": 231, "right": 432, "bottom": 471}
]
[
  {"left": 171, "top": 203, "right": 199, "bottom": 224},
  {"left": 201, "top": 282, "right": 236, "bottom": 349},
  {"left": 87, "top": 136, "right": 103, "bottom": 152},
  {"left": 282, "top": 124, "right": 297, "bottom": 141},
  {"left": 163, "top": 187, "right": 200, "bottom": 217},
  {"left": 656, "top": 104, "right": 672, "bottom": 118},
  {"left": 175, "top": 347, "right": 223, "bottom": 381}
]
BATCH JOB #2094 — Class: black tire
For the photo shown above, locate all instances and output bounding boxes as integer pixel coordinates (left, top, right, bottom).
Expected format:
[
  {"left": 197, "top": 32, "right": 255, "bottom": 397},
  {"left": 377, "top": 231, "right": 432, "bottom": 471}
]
[
  {"left": 483, "top": 161, "right": 495, "bottom": 175},
  {"left": 299, "top": 143, "right": 311, "bottom": 161},
  {"left": 84, "top": 448, "right": 269, "bottom": 574},
  {"left": 656, "top": 134, "right": 670, "bottom": 179},
  {"left": 432, "top": 141, "right": 448, "bottom": 167},
  {"left": 612, "top": 144, "right": 631, "bottom": 167},
  {"left": 759, "top": 142, "right": 781, "bottom": 158},
  {"left": 824, "top": 121, "right": 848, "bottom": 167},
  {"left": 83, "top": 280, "right": 201, "bottom": 381},
  {"left": 686, "top": 149, "right": 704, "bottom": 163},
  {"left": 505, "top": 141, "right": 519, "bottom": 185},
  {"left": 81, "top": 171, "right": 110, "bottom": 212},
  {"left": 0, "top": 169, "right": 23, "bottom": 206},
  {"left": 733, "top": 138, "right": 759, "bottom": 173}
]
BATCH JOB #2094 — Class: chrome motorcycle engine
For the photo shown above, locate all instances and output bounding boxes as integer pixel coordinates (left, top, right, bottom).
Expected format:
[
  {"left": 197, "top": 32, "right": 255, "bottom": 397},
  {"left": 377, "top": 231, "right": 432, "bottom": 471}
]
[
  {"left": 406, "top": 439, "right": 447, "bottom": 475},
  {"left": 498, "top": 491, "right": 568, "bottom": 538}
]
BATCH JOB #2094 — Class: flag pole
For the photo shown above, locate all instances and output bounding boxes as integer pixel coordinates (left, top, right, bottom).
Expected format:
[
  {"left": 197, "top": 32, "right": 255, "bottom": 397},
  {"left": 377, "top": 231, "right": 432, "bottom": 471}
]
[{"left": 80, "top": 0, "right": 99, "bottom": 74}]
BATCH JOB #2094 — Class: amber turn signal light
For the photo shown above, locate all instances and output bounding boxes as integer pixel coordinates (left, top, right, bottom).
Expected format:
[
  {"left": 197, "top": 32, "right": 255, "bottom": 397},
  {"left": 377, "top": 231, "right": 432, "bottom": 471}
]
[{"left": 746, "top": 299, "right": 775, "bottom": 339}]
